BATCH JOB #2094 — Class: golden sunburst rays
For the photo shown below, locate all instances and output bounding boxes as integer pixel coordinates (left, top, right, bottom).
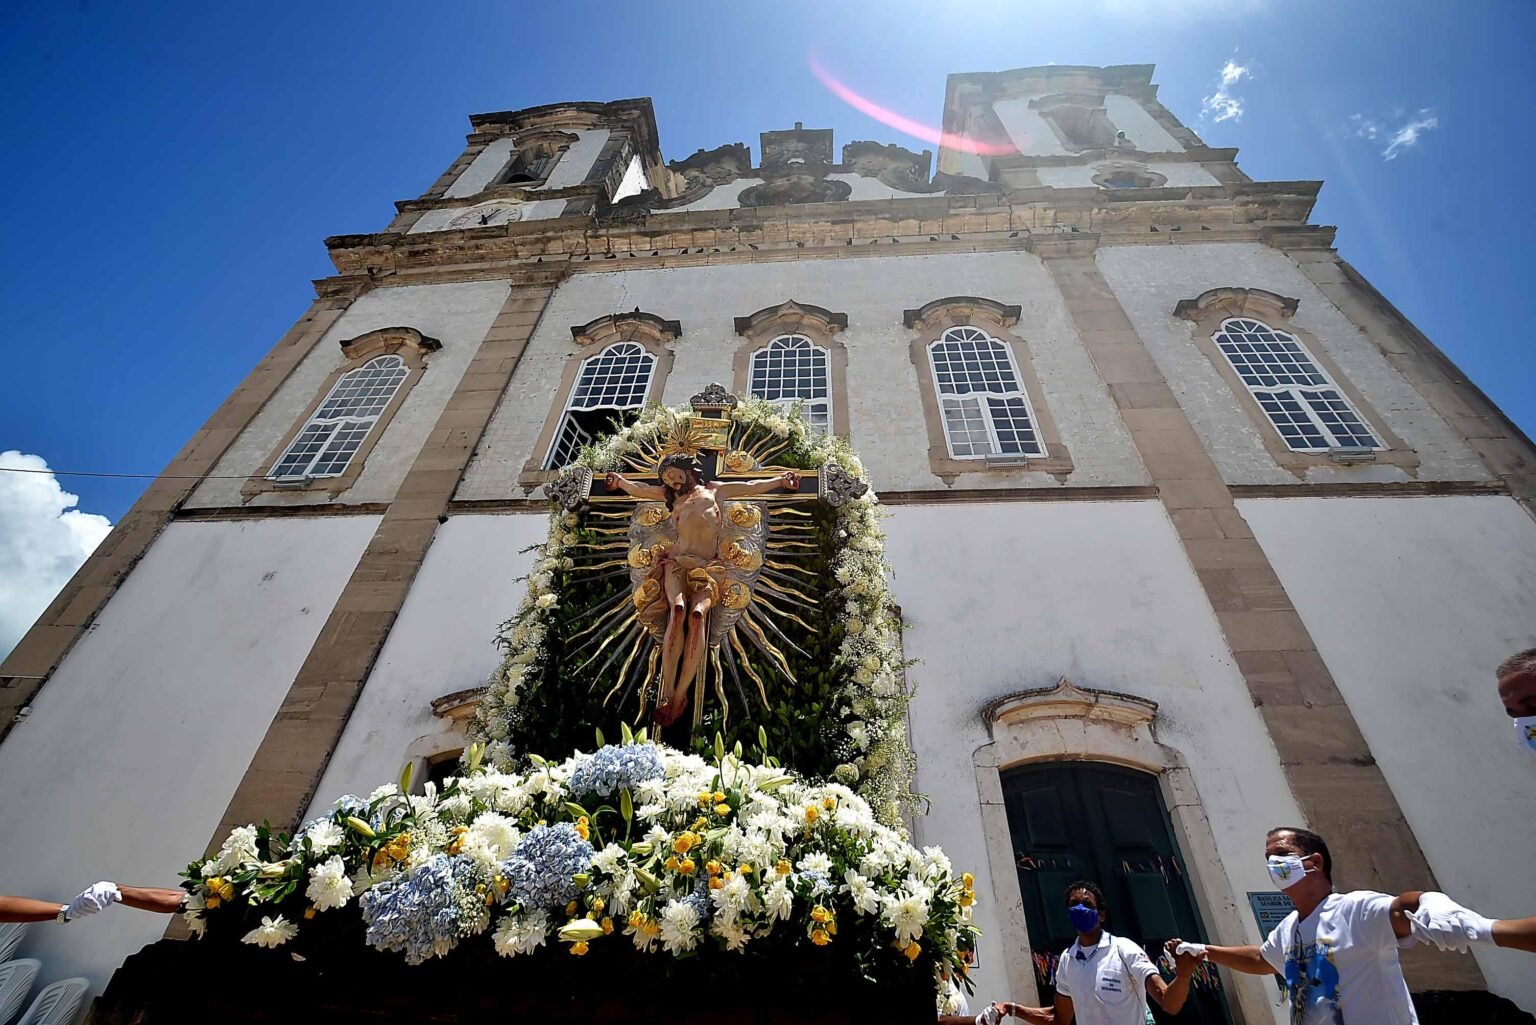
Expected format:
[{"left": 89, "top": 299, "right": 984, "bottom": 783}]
[
  {"left": 571, "top": 611, "right": 640, "bottom": 677},
  {"left": 749, "top": 592, "right": 820, "bottom": 636},
  {"left": 727, "top": 630, "right": 771, "bottom": 708},
  {"left": 603, "top": 629, "right": 651, "bottom": 707},
  {"left": 709, "top": 646, "right": 729, "bottom": 723},
  {"left": 633, "top": 648, "right": 662, "bottom": 724},
  {"left": 737, "top": 610, "right": 798, "bottom": 682},
  {"left": 757, "top": 574, "right": 818, "bottom": 605}
]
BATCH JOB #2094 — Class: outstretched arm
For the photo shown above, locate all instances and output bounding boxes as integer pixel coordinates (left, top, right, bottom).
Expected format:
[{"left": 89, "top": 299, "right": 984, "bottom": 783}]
[
  {"left": 1168, "top": 938, "right": 1273, "bottom": 976},
  {"left": 1405, "top": 892, "right": 1536, "bottom": 953},
  {"left": 604, "top": 472, "right": 665, "bottom": 501},
  {"left": 715, "top": 471, "right": 800, "bottom": 499},
  {"left": 0, "top": 894, "right": 66, "bottom": 923},
  {"left": 1147, "top": 947, "right": 1204, "bottom": 1013},
  {"left": 118, "top": 885, "right": 186, "bottom": 914},
  {"left": 1494, "top": 917, "right": 1536, "bottom": 953},
  {"left": 999, "top": 995, "right": 1073, "bottom": 1024}
]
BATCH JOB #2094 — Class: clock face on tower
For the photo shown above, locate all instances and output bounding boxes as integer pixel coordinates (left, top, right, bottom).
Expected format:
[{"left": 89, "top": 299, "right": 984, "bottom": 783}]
[{"left": 447, "top": 201, "right": 523, "bottom": 229}]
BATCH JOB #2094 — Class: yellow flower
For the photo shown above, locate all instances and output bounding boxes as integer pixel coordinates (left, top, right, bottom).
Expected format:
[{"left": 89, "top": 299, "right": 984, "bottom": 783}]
[
  {"left": 665, "top": 856, "right": 681, "bottom": 873},
  {"left": 574, "top": 817, "right": 590, "bottom": 842},
  {"left": 713, "top": 791, "right": 726, "bottom": 803},
  {"left": 590, "top": 896, "right": 605, "bottom": 914},
  {"left": 811, "top": 929, "right": 831, "bottom": 946},
  {"left": 903, "top": 942, "right": 921, "bottom": 962},
  {"left": 204, "top": 895, "right": 221, "bottom": 910},
  {"left": 601, "top": 917, "right": 615, "bottom": 935},
  {"left": 644, "top": 920, "right": 661, "bottom": 938},
  {"left": 566, "top": 901, "right": 579, "bottom": 916},
  {"left": 705, "top": 861, "right": 722, "bottom": 877},
  {"left": 708, "top": 877, "right": 724, "bottom": 891},
  {"left": 208, "top": 877, "right": 235, "bottom": 901},
  {"left": 571, "top": 941, "right": 590, "bottom": 956},
  {"left": 961, "top": 872, "right": 975, "bottom": 889},
  {"left": 446, "top": 826, "right": 468, "bottom": 856},
  {"left": 822, "top": 796, "right": 835, "bottom": 811},
  {"left": 672, "top": 832, "right": 698, "bottom": 855},
  {"left": 697, "top": 792, "right": 714, "bottom": 808},
  {"left": 738, "top": 864, "right": 754, "bottom": 876},
  {"left": 679, "top": 859, "right": 696, "bottom": 876},
  {"left": 776, "top": 859, "right": 792, "bottom": 877},
  {"left": 494, "top": 875, "right": 509, "bottom": 897},
  {"left": 804, "top": 805, "right": 819, "bottom": 824},
  {"left": 303, "top": 906, "right": 316, "bottom": 920},
  {"left": 628, "top": 911, "right": 647, "bottom": 930},
  {"left": 958, "top": 892, "right": 975, "bottom": 908},
  {"left": 810, "top": 905, "right": 833, "bottom": 924},
  {"left": 372, "top": 851, "right": 391, "bottom": 873},
  {"left": 714, "top": 803, "right": 732, "bottom": 817}
]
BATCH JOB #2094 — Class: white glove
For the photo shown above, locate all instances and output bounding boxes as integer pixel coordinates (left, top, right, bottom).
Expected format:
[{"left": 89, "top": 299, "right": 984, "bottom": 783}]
[
  {"left": 63, "top": 881, "right": 121, "bottom": 921},
  {"left": 1174, "top": 942, "right": 1207, "bottom": 957},
  {"left": 976, "top": 1006, "right": 1002, "bottom": 1025},
  {"left": 1408, "top": 892, "right": 1496, "bottom": 952}
]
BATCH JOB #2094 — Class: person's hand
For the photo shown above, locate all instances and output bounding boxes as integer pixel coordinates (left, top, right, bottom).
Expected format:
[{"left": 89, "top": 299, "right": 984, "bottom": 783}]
[
  {"left": 64, "top": 881, "right": 121, "bottom": 921},
  {"left": 1172, "top": 943, "right": 1207, "bottom": 976},
  {"left": 780, "top": 470, "right": 800, "bottom": 491},
  {"left": 605, "top": 472, "right": 622, "bottom": 490}
]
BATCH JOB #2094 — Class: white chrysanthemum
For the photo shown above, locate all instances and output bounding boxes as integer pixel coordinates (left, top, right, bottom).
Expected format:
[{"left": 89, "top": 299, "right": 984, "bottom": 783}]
[
  {"left": 306, "top": 856, "right": 353, "bottom": 911},
  {"left": 764, "top": 879, "right": 794, "bottom": 921},
  {"left": 466, "top": 812, "right": 520, "bottom": 866},
  {"left": 214, "top": 825, "right": 259, "bottom": 871},
  {"left": 713, "top": 917, "right": 751, "bottom": 952},
  {"left": 659, "top": 900, "right": 702, "bottom": 955},
  {"left": 493, "top": 911, "right": 550, "bottom": 957},
  {"left": 535, "top": 593, "right": 558, "bottom": 610},
  {"left": 242, "top": 915, "right": 299, "bottom": 948},
  {"left": 712, "top": 872, "right": 756, "bottom": 922},
  {"left": 844, "top": 870, "right": 881, "bottom": 915},
  {"left": 368, "top": 784, "right": 400, "bottom": 803},
  {"left": 797, "top": 852, "right": 833, "bottom": 876},
  {"left": 303, "top": 819, "right": 345, "bottom": 853},
  {"left": 921, "top": 846, "right": 952, "bottom": 879},
  {"left": 882, "top": 887, "right": 930, "bottom": 946},
  {"left": 183, "top": 910, "right": 207, "bottom": 938}
]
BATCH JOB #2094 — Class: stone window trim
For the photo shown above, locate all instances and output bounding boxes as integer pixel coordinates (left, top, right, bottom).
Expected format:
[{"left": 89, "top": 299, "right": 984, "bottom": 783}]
[
  {"left": 400, "top": 686, "right": 485, "bottom": 795},
  {"left": 518, "top": 311, "right": 681, "bottom": 487},
  {"left": 1173, "top": 287, "right": 1417, "bottom": 476},
  {"left": 730, "top": 300, "right": 850, "bottom": 438},
  {"left": 243, "top": 326, "right": 442, "bottom": 500},
  {"left": 1029, "top": 92, "right": 1126, "bottom": 153},
  {"left": 1091, "top": 162, "right": 1168, "bottom": 190},
  {"left": 971, "top": 677, "right": 1272, "bottom": 1023},
  {"left": 493, "top": 129, "right": 581, "bottom": 189},
  {"left": 903, "top": 297, "right": 1073, "bottom": 482}
]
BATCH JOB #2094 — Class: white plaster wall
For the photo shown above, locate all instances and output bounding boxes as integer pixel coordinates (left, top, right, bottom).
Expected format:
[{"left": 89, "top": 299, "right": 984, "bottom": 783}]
[
  {"left": 407, "top": 196, "right": 568, "bottom": 233},
  {"left": 1103, "top": 94, "right": 1185, "bottom": 153},
  {"left": 1035, "top": 163, "right": 1219, "bottom": 189},
  {"left": 611, "top": 155, "right": 648, "bottom": 203},
  {"left": 310, "top": 514, "right": 548, "bottom": 812},
  {"left": 445, "top": 129, "right": 610, "bottom": 200},
  {"left": 456, "top": 252, "right": 1147, "bottom": 499},
  {"left": 188, "top": 280, "right": 510, "bottom": 508},
  {"left": 1096, "top": 243, "right": 1490, "bottom": 485},
  {"left": 0, "top": 517, "right": 377, "bottom": 995},
  {"left": 667, "top": 174, "right": 948, "bottom": 212},
  {"left": 886, "top": 501, "right": 1300, "bottom": 1014},
  {"left": 668, "top": 178, "right": 758, "bottom": 212},
  {"left": 1240, "top": 495, "right": 1536, "bottom": 1012}
]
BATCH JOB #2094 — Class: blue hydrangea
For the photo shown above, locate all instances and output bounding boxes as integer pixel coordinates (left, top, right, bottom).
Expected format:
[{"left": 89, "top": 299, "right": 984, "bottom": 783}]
[
  {"left": 499, "top": 823, "right": 594, "bottom": 910},
  {"left": 566, "top": 743, "right": 665, "bottom": 800},
  {"left": 333, "top": 795, "right": 369, "bottom": 819},
  {"left": 359, "top": 855, "right": 483, "bottom": 965}
]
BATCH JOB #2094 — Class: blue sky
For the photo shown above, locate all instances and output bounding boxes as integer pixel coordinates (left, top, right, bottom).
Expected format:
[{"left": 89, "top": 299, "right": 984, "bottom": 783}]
[{"left": 0, "top": 0, "right": 1530, "bottom": 525}]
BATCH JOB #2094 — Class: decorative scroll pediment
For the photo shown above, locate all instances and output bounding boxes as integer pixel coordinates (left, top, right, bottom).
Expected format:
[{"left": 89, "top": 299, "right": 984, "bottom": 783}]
[
  {"left": 738, "top": 177, "right": 851, "bottom": 207},
  {"left": 338, "top": 326, "right": 442, "bottom": 360},
  {"left": 760, "top": 123, "right": 835, "bottom": 174},
  {"left": 1173, "top": 286, "right": 1299, "bottom": 324},
  {"left": 429, "top": 687, "right": 487, "bottom": 722},
  {"left": 734, "top": 300, "right": 848, "bottom": 339},
  {"left": 570, "top": 310, "right": 682, "bottom": 347},
  {"left": 671, "top": 142, "right": 753, "bottom": 185},
  {"left": 902, "top": 296, "right": 1021, "bottom": 332},
  {"left": 984, "top": 676, "right": 1158, "bottom": 731},
  {"left": 843, "top": 140, "right": 933, "bottom": 191}
]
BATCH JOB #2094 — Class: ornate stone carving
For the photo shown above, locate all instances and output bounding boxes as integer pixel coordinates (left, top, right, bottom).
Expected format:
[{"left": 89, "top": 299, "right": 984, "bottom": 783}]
[
  {"left": 337, "top": 326, "right": 441, "bottom": 359},
  {"left": 570, "top": 311, "right": 682, "bottom": 348},
  {"left": 1173, "top": 286, "right": 1300, "bottom": 323},
  {"left": 671, "top": 142, "right": 752, "bottom": 185},
  {"left": 545, "top": 467, "right": 594, "bottom": 509},
  {"left": 734, "top": 300, "right": 848, "bottom": 338},
  {"left": 689, "top": 382, "right": 739, "bottom": 415},
  {"left": 817, "top": 459, "right": 869, "bottom": 508},
  {"left": 738, "top": 177, "right": 851, "bottom": 208},
  {"left": 903, "top": 296, "right": 1021, "bottom": 332},
  {"left": 983, "top": 676, "right": 1159, "bottom": 731},
  {"left": 759, "top": 123, "right": 834, "bottom": 174},
  {"left": 842, "top": 141, "right": 933, "bottom": 191},
  {"left": 932, "top": 171, "right": 1004, "bottom": 196}
]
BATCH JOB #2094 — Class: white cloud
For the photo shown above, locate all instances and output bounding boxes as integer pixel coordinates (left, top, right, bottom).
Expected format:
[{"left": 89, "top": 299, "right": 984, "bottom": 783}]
[
  {"left": 1346, "top": 108, "right": 1439, "bottom": 160},
  {"left": 1201, "top": 58, "right": 1251, "bottom": 123},
  {"left": 0, "top": 452, "right": 112, "bottom": 661}
]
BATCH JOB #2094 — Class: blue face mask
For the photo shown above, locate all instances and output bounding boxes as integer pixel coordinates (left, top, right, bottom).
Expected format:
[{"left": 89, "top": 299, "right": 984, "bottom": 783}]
[{"left": 1068, "top": 903, "right": 1100, "bottom": 933}]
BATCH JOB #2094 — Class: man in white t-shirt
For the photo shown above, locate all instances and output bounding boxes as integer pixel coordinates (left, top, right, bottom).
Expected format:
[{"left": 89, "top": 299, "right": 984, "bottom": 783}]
[
  {"left": 1167, "top": 826, "right": 1534, "bottom": 1025},
  {"left": 1002, "top": 880, "right": 1201, "bottom": 1025}
]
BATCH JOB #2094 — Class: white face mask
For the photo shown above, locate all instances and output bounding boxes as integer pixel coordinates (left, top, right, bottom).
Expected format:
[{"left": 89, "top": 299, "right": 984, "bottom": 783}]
[
  {"left": 1266, "top": 854, "right": 1311, "bottom": 890},
  {"left": 1515, "top": 716, "right": 1536, "bottom": 754}
]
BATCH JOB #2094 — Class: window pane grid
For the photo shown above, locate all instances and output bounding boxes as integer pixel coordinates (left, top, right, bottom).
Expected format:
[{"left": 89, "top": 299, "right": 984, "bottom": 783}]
[
  {"left": 1215, "top": 318, "right": 1383, "bottom": 453},
  {"left": 568, "top": 343, "right": 654, "bottom": 411},
  {"left": 929, "top": 327, "right": 1043, "bottom": 458},
  {"left": 268, "top": 355, "right": 410, "bottom": 480},
  {"left": 547, "top": 414, "right": 595, "bottom": 469},
  {"left": 748, "top": 335, "right": 832, "bottom": 432}
]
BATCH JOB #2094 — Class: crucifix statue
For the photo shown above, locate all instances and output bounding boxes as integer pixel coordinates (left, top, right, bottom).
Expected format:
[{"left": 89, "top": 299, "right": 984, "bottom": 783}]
[{"left": 545, "top": 383, "right": 867, "bottom": 732}]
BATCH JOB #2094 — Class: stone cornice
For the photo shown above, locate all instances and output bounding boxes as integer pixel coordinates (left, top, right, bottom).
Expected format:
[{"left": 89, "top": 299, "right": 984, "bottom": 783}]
[{"left": 990, "top": 146, "right": 1240, "bottom": 169}]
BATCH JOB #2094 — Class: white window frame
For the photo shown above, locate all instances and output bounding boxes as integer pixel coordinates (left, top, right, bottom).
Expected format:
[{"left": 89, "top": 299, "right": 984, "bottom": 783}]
[
  {"left": 1213, "top": 317, "right": 1384, "bottom": 453},
  {"left": 267, "top": 354, "right": 409, "bottom": 481},
  {"left": 747, "top": 334, "right": 833, "bottom": 433},
  {"left": 927, "top": 326, "right": 1044, "bottom": 460},
  {"left": 544, "top": 342, "right": 656, "bottom": 469}
]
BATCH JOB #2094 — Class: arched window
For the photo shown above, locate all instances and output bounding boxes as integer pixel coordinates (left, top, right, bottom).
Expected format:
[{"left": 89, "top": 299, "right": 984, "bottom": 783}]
[
  {"left": 927, "top": 326, "right": 1044, "bottom": 458},
  {"left": 545, "top": 342, "right": 656, "bottom": 468},
  {"left": 748, "top": 335, "right": 832, "bottom": 432},
  {"left": 268, "top": 355, "right": 410, "bottom": 480},
  {"left": 1214, "top": 318, "right": 1381, "bottom": 452}
]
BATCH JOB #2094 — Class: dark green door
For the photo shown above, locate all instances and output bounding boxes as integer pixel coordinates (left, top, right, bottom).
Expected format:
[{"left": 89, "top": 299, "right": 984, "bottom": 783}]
[{"left": 1001, "top": 762, "right": 1232, "bottom": 1024}]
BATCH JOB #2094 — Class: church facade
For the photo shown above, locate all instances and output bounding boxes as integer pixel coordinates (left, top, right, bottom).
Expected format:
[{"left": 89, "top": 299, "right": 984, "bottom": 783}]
[{"left": 3, "top": 64, "right": 1534, "bottom": 1022}]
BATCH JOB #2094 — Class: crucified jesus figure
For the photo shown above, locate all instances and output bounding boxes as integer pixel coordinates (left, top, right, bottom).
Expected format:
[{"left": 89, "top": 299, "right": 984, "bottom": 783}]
[{"left": 606, "top": 454, "right": 799, "bottom": 727}]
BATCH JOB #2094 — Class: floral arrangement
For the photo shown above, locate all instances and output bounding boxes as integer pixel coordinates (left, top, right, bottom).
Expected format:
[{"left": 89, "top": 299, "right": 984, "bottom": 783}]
[
  {"left": 468, "top": 398, "right": 917, "bottom": 826},
  {"left": 183, "top": 739, "right": 977, "bottom": 1002}
]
